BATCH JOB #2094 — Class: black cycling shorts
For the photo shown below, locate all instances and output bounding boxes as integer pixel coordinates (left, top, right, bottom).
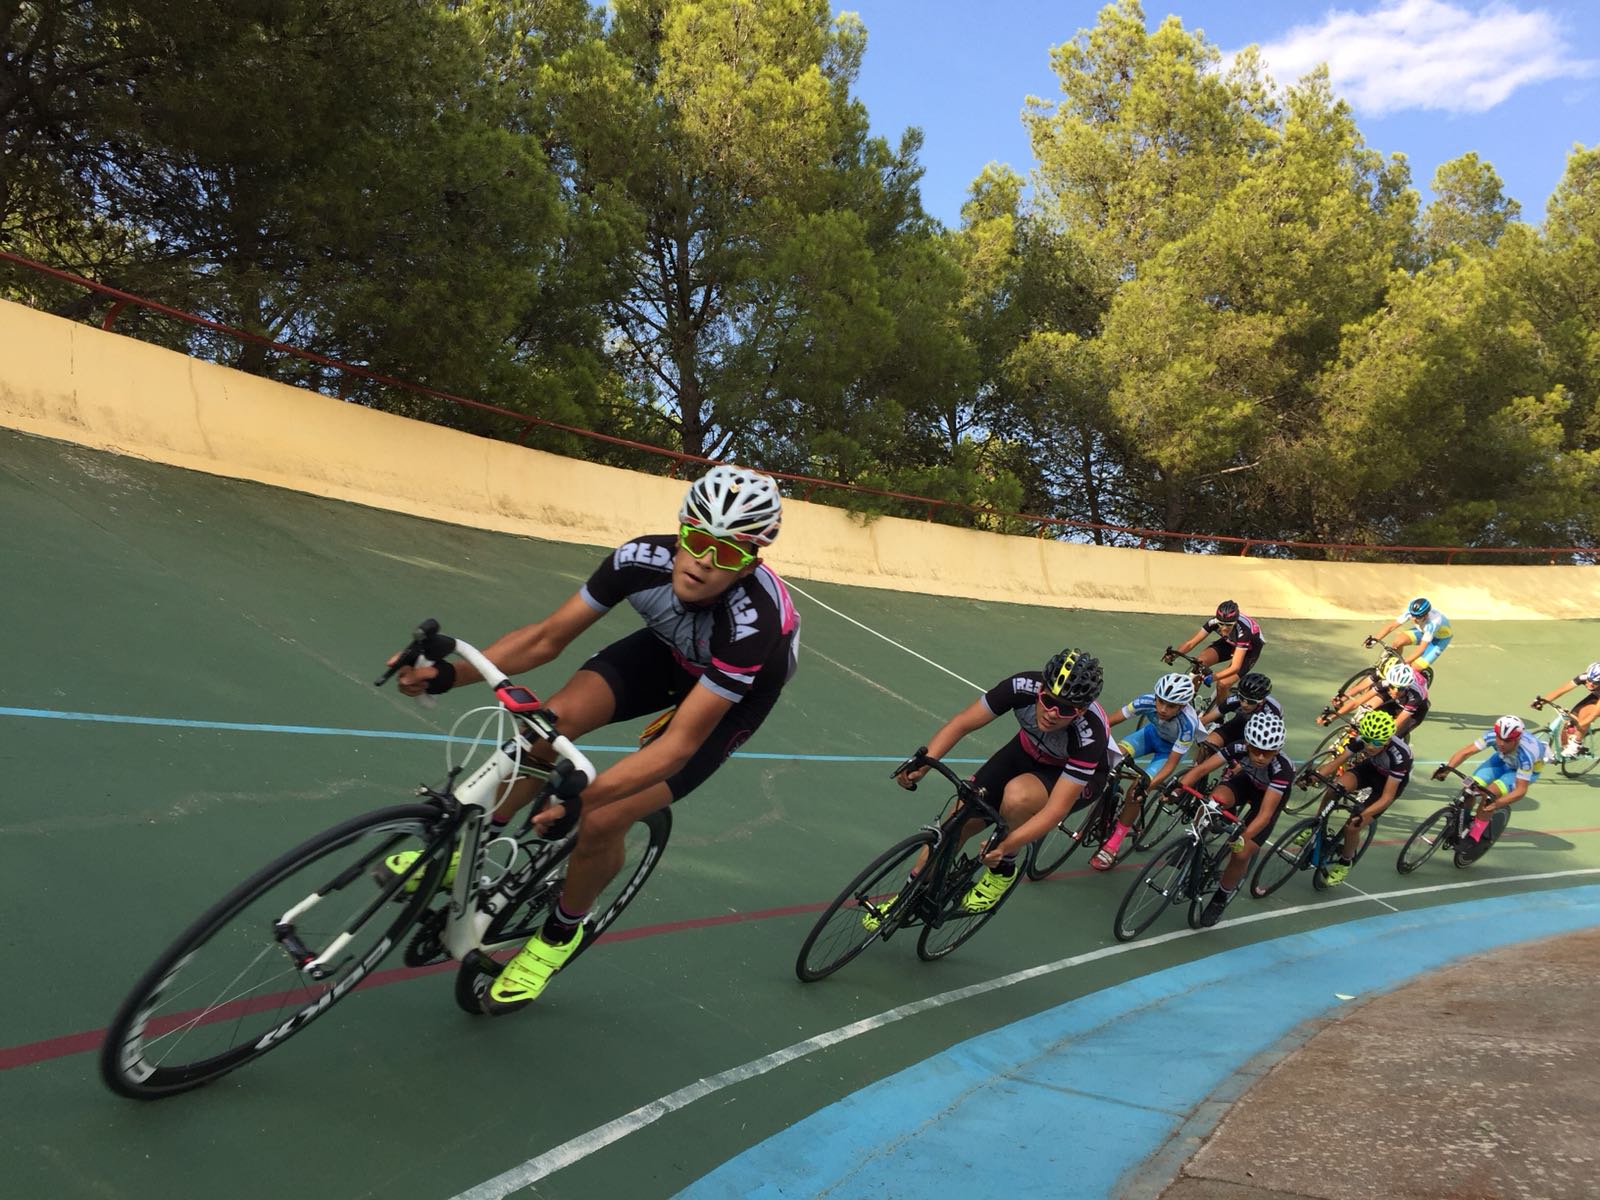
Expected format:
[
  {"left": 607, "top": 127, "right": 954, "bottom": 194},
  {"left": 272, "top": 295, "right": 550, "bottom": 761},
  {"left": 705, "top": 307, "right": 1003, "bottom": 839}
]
[
  {"left": 968, "top": 737, "right": 1059, "bottom": 812},
  {"left": 582, "top": 628, "right": 782, "bottom": 801},
  {"left": 1350, "top": 761, "right": 1408, "bottom": 807},
  {"left": 1206, "top": 640, "right": 1262, "bottom": 676},
  {"left": 1210, "top": 776, "right": 1283, "bottom": 845},
  {"left": 1574, "top": 693, "right": 1599, "bottom": 719}
]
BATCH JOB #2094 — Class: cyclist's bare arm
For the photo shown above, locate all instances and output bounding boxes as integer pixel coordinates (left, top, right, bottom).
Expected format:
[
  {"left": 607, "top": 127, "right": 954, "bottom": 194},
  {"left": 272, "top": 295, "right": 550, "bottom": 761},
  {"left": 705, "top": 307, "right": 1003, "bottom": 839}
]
[
  {"left": 395, "top": 593, "right": 602, "bottom": 695},
  {"left": 1539, "top": 680, "right": 1578, "bottom": 704},
  {"left": 1372, "top": 619, "right": 1400, "bottom": 641},
  {"left": 1150, "top": 748, "right": 1184, "bottom": 788},
  {"left": 1212, "top": 647, "right": 1246, "bottom": 686},
  {"left": 1182, "top": 751, "right": 1225, "bottom": 787},
  {"left": 902, "top": 697, "right": 996, "bottom": 787},
  {"left": 1175, "top": 628, "right": 1206, "bottom": 655},
  {"left": 1243, "top": 790, "right": 1284, "bottom": 841},
  {"left": 574, "top": 683, "right": 734, "bottom": 810}
]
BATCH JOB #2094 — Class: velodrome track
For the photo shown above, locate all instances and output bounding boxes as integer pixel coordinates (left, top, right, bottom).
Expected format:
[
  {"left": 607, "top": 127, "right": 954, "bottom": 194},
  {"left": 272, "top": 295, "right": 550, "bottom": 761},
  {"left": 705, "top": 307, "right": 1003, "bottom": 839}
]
[{"left": 4, "top": 426, "right": 1599, "bottom": 1200}]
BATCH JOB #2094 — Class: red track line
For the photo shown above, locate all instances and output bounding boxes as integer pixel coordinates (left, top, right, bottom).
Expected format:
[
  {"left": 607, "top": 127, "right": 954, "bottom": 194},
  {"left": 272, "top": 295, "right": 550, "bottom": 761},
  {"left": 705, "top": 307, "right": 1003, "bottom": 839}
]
[{"left": 12, "top": 825, "right": 1600, "bottom": 1074}]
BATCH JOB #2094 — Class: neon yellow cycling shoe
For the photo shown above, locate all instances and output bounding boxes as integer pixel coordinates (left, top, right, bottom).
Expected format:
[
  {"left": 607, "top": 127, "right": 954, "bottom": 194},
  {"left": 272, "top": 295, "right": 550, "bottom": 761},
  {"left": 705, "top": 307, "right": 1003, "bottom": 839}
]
[
  {"left": 1291, "top": 826, "right": 1314, "bottom": 847},
  {"left": 1321, "top": 861, "right": 1350, "bottom": 886},
  {"left": 375, "top": 847, "right": 459, "bottom": 894},
  {"left": 860, "top": 893, "right": 899, "bottom": 932},
  {"left": 482, "top": 926, "right": 585, "bottom": 1014},
  {"left": 960, "top": 867, "right": 1018, "bottom": 913}
]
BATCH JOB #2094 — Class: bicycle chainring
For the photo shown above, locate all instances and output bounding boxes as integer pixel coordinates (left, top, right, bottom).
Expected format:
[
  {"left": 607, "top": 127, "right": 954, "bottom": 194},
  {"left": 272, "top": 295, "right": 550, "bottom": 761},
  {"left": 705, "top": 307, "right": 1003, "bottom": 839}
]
[{"left": 403, "top": 905, "right": 450, "bottom": 967}]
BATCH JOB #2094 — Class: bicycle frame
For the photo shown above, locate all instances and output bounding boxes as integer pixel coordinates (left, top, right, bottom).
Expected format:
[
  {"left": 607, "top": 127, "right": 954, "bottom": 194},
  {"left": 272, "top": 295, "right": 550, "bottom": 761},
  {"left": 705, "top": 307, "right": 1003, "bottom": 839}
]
[
  {"left": 285, "top": 631, "right": 597, "bottom": 975},
  {"left": 882, "top": 750, "right": 1008, "bottom": 935}
]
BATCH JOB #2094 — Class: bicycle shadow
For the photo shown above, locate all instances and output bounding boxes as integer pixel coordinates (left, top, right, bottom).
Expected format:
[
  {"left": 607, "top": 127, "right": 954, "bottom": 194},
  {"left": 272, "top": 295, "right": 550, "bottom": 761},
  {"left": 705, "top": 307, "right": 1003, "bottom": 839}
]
[
  {"left": 1426, "top": 709, "right": 1499, "bottom": 733},
  {"left": 1498, "top": 826, "right": 1576, "bottom": 853}
]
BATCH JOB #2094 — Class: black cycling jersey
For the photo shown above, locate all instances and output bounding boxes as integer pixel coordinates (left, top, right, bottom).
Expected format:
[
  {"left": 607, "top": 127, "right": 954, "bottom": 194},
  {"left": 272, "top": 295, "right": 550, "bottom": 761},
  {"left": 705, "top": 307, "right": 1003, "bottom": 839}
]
[
  {"left": 1214, "top": 694, "right": 1283, "bottom": 726},
  {"left": 1352, "top": 736, "right": 1414, "bottom": 784},
  {"left": 1202, "top": 613, "right": 1265, "bottom": 656},
  {"left": 1216, "top": 741, "right": 1295, "bottom": 795},
  {"left": 581, "top": 533, "right": 799, "bottom": 703},
  {"left": 981, "top": 671, "right": 1118, "bottom": 786}
]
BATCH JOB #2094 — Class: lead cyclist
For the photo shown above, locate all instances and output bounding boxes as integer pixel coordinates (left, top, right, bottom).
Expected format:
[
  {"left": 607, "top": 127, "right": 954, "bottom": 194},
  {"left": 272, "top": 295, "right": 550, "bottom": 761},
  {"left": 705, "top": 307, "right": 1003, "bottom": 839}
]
[{"left": 388, "top": 464, "right": 799, "bottom": 1014}]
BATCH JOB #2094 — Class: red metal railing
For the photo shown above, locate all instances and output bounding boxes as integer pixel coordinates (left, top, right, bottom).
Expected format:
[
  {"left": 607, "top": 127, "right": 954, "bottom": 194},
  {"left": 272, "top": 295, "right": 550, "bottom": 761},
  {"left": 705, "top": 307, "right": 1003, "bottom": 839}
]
[{"left": 1, "top": 249, "right": 1590, "bottom": 566}]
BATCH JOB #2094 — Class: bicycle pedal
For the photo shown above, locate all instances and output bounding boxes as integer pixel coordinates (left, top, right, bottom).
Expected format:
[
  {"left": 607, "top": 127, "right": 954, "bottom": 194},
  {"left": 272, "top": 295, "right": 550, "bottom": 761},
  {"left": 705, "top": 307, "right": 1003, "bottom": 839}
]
[{"left": 458, "top": 949, "right": 501, "bottom": 978}]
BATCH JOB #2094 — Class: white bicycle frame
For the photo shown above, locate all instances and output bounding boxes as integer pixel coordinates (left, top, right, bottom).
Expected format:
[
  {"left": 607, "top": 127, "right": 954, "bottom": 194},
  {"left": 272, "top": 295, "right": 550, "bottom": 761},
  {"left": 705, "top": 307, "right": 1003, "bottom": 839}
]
[{"left": 285, "top": 637, "right": 597, "bottom": 973}]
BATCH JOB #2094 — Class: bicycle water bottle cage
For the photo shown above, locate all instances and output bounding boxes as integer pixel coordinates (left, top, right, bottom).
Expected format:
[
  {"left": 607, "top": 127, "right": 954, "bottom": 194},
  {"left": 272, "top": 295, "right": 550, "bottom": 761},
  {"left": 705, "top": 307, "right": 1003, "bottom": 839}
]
[{"left": 495, "top": 682, "right": 544, "bottom": 714}]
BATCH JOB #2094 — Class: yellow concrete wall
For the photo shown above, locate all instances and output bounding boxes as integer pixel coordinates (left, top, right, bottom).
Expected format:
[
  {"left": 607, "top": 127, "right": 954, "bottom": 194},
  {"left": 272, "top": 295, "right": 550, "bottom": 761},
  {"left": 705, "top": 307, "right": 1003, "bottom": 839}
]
[{"left": 3, "top": 297, "right": 1596, "bottom": 620}]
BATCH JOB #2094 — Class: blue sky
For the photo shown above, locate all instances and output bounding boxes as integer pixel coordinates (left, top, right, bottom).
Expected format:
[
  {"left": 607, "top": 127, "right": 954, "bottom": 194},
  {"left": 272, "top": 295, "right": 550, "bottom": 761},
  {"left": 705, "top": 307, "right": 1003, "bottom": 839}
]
[{"left": 839, "top": 0, "right": 1598, "bottom": 229}]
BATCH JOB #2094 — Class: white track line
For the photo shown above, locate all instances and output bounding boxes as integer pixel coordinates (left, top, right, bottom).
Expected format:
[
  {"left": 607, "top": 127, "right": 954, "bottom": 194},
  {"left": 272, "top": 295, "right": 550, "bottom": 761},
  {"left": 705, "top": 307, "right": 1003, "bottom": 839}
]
[
  {"left": 786, "top": 581, "right": 984, "bottom": 692},
  {"left": 446, "top": 867, "right": 1600, "bottom": 1200}
]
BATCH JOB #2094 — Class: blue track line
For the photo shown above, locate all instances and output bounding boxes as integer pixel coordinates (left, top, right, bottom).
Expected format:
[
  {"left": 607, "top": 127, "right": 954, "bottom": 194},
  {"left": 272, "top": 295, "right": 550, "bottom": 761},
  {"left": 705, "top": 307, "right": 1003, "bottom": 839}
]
[
  {"left": 0, "top": 705, "right": 983, "bottom": 764},
  {"left": 676, "top": 885, "right": 1600, "bottom": 1200}
]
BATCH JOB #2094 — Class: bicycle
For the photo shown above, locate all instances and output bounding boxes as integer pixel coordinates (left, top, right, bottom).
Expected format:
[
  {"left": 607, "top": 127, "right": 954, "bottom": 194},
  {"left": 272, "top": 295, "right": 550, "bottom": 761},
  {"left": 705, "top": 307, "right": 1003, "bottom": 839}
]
[
  {"left": 1024, "top": 758, "right": 1151, "bottom": 880},
  {"left": 1111, "top": 785, "right": 1245, "bottom": 942},
  {"left": 1532, "top": 697, "right": 1598, "bottom": 779},
  {"left": 1318, "top": 637, "right": 1434, "bottom": 724},
  {"left": 1396, "top": 766, "right": 1505, "bottom": 873},
  {"left": 795, "top": 750, "right": 1018, "bottom": 980},
  {"left": 100, "top": 620, "right": 671, "bottom": 1099},
  {"left": 1249, "top": 771, "right": 1376, "bottom": 897},
  {"left": 1285, "top": 720, "right": 1369, "bottom": 815}
]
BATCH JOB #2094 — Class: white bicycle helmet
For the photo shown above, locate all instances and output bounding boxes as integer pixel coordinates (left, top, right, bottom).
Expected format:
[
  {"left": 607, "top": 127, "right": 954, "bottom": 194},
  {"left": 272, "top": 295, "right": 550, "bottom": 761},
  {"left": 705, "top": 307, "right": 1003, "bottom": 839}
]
[
  {"left": 1493, "top": 715, "right": 1524, "bottom": 741},
  {"left": 680, "top": 464, "right": 783, "bottom": 545},
  {"left": 1383, "top": 661, "right": 1415, "bottom": 691},
  {"left": 1585, "top": 661, "right": 1600, "bottom": 685},
  {"left": 1243, "top": 710, "right": 1286, "bottom": 751},
  {"left": 1154, "top": 672, "right": 1196, "bottom": 705}
]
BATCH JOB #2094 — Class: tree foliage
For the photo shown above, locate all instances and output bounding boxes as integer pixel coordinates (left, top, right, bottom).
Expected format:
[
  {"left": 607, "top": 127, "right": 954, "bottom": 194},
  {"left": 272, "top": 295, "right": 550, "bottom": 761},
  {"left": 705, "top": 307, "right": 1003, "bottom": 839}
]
[{"left": 3, "top": 0, "right": 1597, "bottom": 555}]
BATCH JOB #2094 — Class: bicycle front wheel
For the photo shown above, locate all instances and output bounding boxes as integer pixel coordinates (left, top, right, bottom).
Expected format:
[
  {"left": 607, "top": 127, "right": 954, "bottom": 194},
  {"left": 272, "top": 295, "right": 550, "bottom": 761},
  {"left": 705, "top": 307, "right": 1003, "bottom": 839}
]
[
  {"left": 1113, "top": 838, "right": 1194, "bottom": 943},
  {"left": 1187, "top": 844, "right": 1234, "bottom": 928},
  {"left": 1396, "top": 806, "right": 1454, "bottom": 874},
  {"left": 1317, "top": 806, "right": 1377, "bottom": 886},
  {"left": 795, "top": 831, "right": 936, "bottom": 982},
  {"left": 1560, "top": 751, "right": 1600, "bottom": 779},
  {"left": 453, "top": 808, "right": 672, "bottom": 1013},
  {"left": 101, "top": 804, "right": 449, "bottom": 1100},
  {"left": 1133, "top": 785, "right": 1185, "bottom": 851},
  {"left": 1250, "top": 819, "right": 1315, "bottom": 898}
]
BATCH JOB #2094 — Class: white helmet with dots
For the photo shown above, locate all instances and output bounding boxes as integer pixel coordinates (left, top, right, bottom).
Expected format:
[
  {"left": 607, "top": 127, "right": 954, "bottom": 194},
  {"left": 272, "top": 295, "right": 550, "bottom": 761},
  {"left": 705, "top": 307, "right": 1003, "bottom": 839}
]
[{"left": 1243, "top": 710, "right": 1286, "bottom": 751}]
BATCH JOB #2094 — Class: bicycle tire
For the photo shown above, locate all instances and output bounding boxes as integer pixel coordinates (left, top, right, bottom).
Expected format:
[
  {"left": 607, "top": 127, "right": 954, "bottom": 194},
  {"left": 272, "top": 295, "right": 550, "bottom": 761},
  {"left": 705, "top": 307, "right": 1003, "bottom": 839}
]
[
  {"left": 101, "top": 803, "right": 449, "bottom": 1100},
  {"left": 1560, "top": 751, "right": 1600, "bottom": 779},
  {"left": 1396, "top": 805, "right": 1454, "bottom": 874},
  {"left": 1287, "top": 730, "right": 1354, "bottom": 814},
  {"left": 795, "top": 831, "right": 937, "bottom": 982},
  {"left": 1326, "top": 805, "right": 1378, "bottom": 869},
  {"left": 1186, "top": 844, "right": 1234, "bottom": 928},
  {"left": 1250, "top": 818, "right": 1315, "bottom": 898},
  {"left": 1025, "top": 787, "right": 1112, "bottom": 880},
  {"left": 1453, "top": 807, "right": 1509, "bottom": 868},
  {"left": 1112, "top": 837, "right": 1194, "bottom": 943},
  {"left": 1133, "top": 783, "right": 1188, "bottom": 851},
  {"left": 453, "top": 809, "right": 672, "bottom": 1013},
  {"left": 916, "top": 852, "right": 1021, "bottom": 961},
  {"left": 1333, "top": 666, "right": 1377, "bottom": 706}
]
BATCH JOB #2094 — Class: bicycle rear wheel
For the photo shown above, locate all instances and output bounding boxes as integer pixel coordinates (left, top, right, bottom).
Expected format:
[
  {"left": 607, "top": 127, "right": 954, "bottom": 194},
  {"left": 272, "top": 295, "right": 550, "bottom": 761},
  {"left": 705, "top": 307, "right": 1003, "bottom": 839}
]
[
  {"left": 795, "top": 831, "right": 937, "bottom": 982},
  {"left": 453, "top": 809, "right": 672, "bottom": 1013},
  {"left": 1314, "top": 806, "right": 1377, "bottom": 889},
  {"left": 1250, "top": 818, "right": 1315, "bottom": 898},
  {"left": 100, "top": 804, "right": 449, "bottom": 1100},
  {"left": 1454, "top": 808, "right": 1509, "bottom": 867},
  {"left": 1560, "top": 750, "right": 1600, "bottom": 779},
  {"left": 1113, "top": 838, "right": 1194, "bottom": 943},
  {"left": 1396, "top": 806, "right": 1454, "bottom": 874},
  {"left": 916, "top": 853, "right": 1021, "bottom": 961},
  {"left": 1025, "top": 788, "right": 1111, "bottom": 880}
]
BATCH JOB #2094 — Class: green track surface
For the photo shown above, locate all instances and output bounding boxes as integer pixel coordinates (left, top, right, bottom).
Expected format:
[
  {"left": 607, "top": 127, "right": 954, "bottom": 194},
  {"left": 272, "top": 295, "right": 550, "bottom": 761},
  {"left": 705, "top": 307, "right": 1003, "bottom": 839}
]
[{"left": 3, "top": 426, "right": 1598, "bottom": 1200}]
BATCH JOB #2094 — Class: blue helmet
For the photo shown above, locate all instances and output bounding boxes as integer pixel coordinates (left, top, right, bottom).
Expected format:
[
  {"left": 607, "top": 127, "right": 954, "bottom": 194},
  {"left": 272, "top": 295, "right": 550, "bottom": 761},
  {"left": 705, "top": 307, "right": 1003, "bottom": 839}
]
[{"left": 1407, "top": 597, "right": 1431, "bottom": 617}]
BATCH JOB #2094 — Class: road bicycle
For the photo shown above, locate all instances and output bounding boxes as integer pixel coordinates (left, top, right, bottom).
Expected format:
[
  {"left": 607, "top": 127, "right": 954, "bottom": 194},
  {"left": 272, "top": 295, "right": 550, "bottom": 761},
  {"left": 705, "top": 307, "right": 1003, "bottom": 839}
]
[
  {"left": 1396, "top": 765, "right": 1505, "bottom": 873},
  {"left": 1250, "top": 770, "right": 1376, "bottom": 897},
  {"left": 1532, "top": 697, "right": 1598, "bottom": 779},
  {"left": 795, "top": 750, "right": 1018, "bottom": 981},
  {"left": 1024, "top": 758, "right": 1152, "bottom": 880},
  {"left": 1285, "top": 720, "right": 1369, "bottom": 815},
  {"left": 1112, "top": 784, "right": 1245, "bottom": 942},
  {"left": 100, "top": 621, "right": 670, "bottom": 1099},
  {"left": 1317, "top": 636, "right": 1434, "bottom": 725}
]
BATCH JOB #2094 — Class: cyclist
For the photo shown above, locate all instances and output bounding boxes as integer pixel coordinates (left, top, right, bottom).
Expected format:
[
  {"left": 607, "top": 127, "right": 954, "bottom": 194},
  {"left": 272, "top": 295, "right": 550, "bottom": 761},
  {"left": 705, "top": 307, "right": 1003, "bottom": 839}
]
[
  {"left": 1182, "top": 710, "right": 1293, "bottom": 928},
  {"left": 1318, "top": 660, "right": 1431, "bottom": 737},
  {"left": 1534, "top": 661, "right": 1600, "bottom": 757},
  {"left": 1434, "top": 715, "right": 1548, "bottom": 843},
  {"left": 893, "top": 649, "right": 1113, "bottom": 914},
  {"left": 1093, "top": 673, "right": 1202, "bottom": 870},
  {"left": 1165, "top": 599, "right": 1264, "bottom": 708},
  {"left": 1199, "top": 671, "right": 1281, "bottom": 753},
  {"left": 387, "top": 464, "right": 799, "bottom": 1014},
  {"left": 1308, "top": 709, "right": 1414, "bottom": 886},
  {"left": 1370, "top": 596, "right": 1453, "bottom": 670}
]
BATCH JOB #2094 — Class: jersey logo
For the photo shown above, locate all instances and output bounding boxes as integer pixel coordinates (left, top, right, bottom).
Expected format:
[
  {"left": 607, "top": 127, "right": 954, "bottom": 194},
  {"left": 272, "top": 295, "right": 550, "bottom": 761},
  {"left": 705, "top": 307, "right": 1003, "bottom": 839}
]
[
  {"left": 730, "top": 593, "right": 760, "bottom": 641},
  {"left": 615, "top": 540, "right": 673, "bottom": 570}
]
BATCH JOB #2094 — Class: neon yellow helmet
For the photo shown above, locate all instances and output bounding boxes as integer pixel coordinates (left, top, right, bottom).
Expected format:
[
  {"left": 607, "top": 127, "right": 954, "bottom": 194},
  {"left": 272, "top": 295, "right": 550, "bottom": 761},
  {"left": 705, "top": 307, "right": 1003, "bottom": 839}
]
[{"left": 1356, "top": 710, "right": 1396, "bottom": 745}]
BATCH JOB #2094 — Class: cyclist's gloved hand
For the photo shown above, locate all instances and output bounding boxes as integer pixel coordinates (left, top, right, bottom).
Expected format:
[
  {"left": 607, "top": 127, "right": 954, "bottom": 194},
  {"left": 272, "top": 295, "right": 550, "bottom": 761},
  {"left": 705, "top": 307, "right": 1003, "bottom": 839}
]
[
  {"left": 1162, "top": 650, "right": 1175, "bottom": 665},
  {"left": 1432, "top": 765, "right": 1449, "bottom": 781}
]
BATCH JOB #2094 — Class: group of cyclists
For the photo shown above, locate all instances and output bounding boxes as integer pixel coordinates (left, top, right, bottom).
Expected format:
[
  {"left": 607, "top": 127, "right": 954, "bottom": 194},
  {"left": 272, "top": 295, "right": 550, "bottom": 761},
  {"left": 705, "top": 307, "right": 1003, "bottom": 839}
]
[{"left": 390, "top": 461, "right": 1583, "bottom": 1007}]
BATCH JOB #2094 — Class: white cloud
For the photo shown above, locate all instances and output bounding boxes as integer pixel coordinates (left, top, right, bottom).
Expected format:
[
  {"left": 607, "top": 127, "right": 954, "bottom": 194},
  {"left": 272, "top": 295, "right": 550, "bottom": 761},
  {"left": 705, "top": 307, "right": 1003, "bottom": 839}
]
[{"left": 1248, "top": 0, "right": 1597, "bottom": 115}]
